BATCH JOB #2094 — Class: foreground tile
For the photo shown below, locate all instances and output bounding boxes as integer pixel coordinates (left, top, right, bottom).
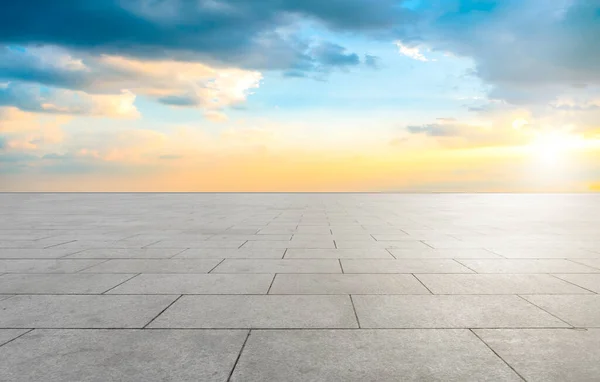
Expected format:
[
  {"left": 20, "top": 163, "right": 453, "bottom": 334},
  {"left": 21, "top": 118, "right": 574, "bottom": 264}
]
[
  {"left": 0, "top": 329, "right": 29, "bottom": 346},
  {"left": 0, "top": 329, "right": 247, "bottom": 382},
  {"left": 81, "top": 259, "right": 222, "bottom": 273},
  {"left": 284, "top": 249, "right": 393, "bottom": 259},
  {"left": 553, "top": 274, "right": 600, "bottom": 293},
  {"left": 0, "top": 295, "right": 178, "bottom": 328},
  {"left": 65, "top": 248, "right": 184, "bottom": 259},
  {"left": 108, "top": 274, "right": 273, "bottom": 294},
  {"left": 0, "top": 248, "right": 83, "bottom": 259},
  {"left": 522, "top": 295, "right": 600, "bottom": 327},
  {"left": 352, "top": 295, "right": 568, "bottom": 328},
  {"left": 0, "top": 259, "right": 104, "bottom": 273},
  {"left": 269, "top": 274, "right": 430, "bottom": 294},
  {"left": 457, "top": 259, "right": 599, "bottom": 273},
  {"left": 0, "top": 274, "right": 136, "bottom": 294},
  {"left": 474, "top": 329, "right": 600, "bottom": 381},
  {"left": 149, "top": 295, "right": 357, "bottom": 328},
  {"left": 212, "top": 259, "right": 341, "bottom": 273},
  {"left": 489, "top": 248, "right": 600, "bottom": 259},
  {"left": 416, "top": 274, "right": 592, "bottom": 294},
  {"left": 175, "top": 249, "right": 285, "bottom": 259},
  {"left": 570, "top": 258, "right": 600, "bottom": 270},
  {"left": 341, "top": 259, "right": 472, "bottom": 273},
  {"left": 388, "top": 248, "right": 500, "bottom": 259},
  {"left": 231, "top": 329, "right": 521, "bottom": 381}
]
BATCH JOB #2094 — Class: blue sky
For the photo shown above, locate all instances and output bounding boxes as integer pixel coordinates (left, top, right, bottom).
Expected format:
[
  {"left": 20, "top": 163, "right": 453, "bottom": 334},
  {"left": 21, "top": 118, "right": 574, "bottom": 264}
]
[{"left": 1, "top": 0, "right": 599, "bottom": 191}]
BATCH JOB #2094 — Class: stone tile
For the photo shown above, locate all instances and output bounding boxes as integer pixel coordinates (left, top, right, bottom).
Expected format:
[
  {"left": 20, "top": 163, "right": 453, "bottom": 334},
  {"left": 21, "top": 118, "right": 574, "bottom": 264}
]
[
  {"left": 474, "top": 329, "right": 600, "bottom": 381},
  {"left": 570, "top": 258, "right": 600, "bottom": 270},
  {"left": 553, "top": 274, "right": 600, "bottom": 293},
  {"left": 149, "top": 295, "right": 357, "bottom": 328},
  {"left": 241, "top": 240, "right": 336, "bottom": 249},
  {"left": 489, "top": 248, "right": 600, "bottom": 258},
  {"left": 0, "top": 259, "right": 104, "bottom": 273},
  {"left": 285, "top": 248, "right": 393, "bottom": 259},
  {"left": 334, "top": 240, "right": 430, "bottom": 249},
  {"left": 0, "top": 329, "right": 29, "bottom": 346},
  {"left": 341, "top": 259, "right": 472, "bottom": 273},
  {"left": 212, "top": 259, "right": 341, "bottom": 273},
  {"left": 0, "top": 295, "right": 177, "bottom": 328},
  {"left": 522, "top": 295, "right": 600, "bottom": 327},
  {"left": 148, "top": 240, "right": 246, "bottom": 248},
  {"left": 107, "top": 273, "right": 273, "bottom": 294},
  {"left": 416, "top": 274, "right": 592, "bottom": 294},
  {"left": 353, "top": 295, "right": 568, "bottom": 328},
  {"left": 0, "top": 248, "right": 84, "bottom": 259},
  {"left": 389, "top": 248, "right": 500, "bottom": 259},
  {"left": 175, "top": 249, "right": 285, "bottom": 259},
  {"left": 0, "top": 274, "right": 136, "bottom": 294},
  {"left": 269, "top": 274, "right": 430, "bottom": 294},
  {"left": 231, "top": 329, "right": 521, "bottom": 381},
  {"left": 457, "top": 259, "right": 600, "bottom": 273},
  {"left": 0, "top": 329, "right": 247, "bottom": 382},
  {"left": 65, "top": 248, "right": 184, "bottom": 259},
  {"left": 81, "top": 259, "right": 222, "bottom": 273}
]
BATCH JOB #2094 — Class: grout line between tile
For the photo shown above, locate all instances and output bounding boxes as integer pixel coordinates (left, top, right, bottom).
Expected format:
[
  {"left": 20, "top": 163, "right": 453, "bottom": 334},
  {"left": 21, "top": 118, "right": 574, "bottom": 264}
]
[
  {"left": 142, "top": 294, "right": 183, "bottom": 328},
  {"left": 469, "top": 329, "right": 527, "bottom": 381},
  {"left": 227, "top": 330, "right": 252, "bottom": 382}
]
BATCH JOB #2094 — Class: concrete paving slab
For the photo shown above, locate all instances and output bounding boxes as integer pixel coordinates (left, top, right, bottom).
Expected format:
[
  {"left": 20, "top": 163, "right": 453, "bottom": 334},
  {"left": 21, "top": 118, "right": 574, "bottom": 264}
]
[
  {"left": 80, "top": 259, "right": 222, "bottom": 273},
  {"left": 416, "top": 274, "right": 592, "bottom": 294},
  {"left": 231, "top": 329, "right": 521, "bottom": 381},
  {"left": 0, "top": 295, "right": 178, "bottom": 328},
  {"left": 474, "top": 329, "right": 600, "bottom": 382},
  {"left": 341, "top": 259, "right": 472, "bottom": 273},
  {"left": 284, "top": 248, "right": 393, "bottom": 259},
  {"left": 212, "top": 259, "right": 341, "bottom": 273},
  {"left": 0, "top": 274, "right": 137, "bottom": 294},
  {"left": 65, "top": 248, "right": 185, "bottom": 259},
  {"left": 149, "top": 295, "right": 358, "bottom": 328},
  {"left": 522, "top": 295, "right": 600, "bottom": 327},
  {"left": 389, "top": 248, "right": 500, "bottom": 259},
  {"left": 553, "top": 274, "right": 600, "bottom": 293},
  {"left": 0, "top": 329, "right": 247, "bottom": 382},
  {"left": 107, "top": 273, "right": 274, "bottom": 294},
  {"left": 352, "top": 295, "right": 569, "bottom": 328},
  {"left": 175, "top": 248, "right": 285, "bottom": 259},
  {"left": 457, "top": 259, "right": 600, "bottom": 273},
  {"left": 269, "top": 274, "right": 430, "bottom": 294},
  {"left": 0, "top": 259, "right": 104, "bottom": 273}
]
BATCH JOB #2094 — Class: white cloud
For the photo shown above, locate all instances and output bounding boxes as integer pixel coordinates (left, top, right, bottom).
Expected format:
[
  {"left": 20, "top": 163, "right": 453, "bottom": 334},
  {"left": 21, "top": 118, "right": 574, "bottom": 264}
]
[{"left": 395, "top": 42, "right": 430, "bottom": 62}]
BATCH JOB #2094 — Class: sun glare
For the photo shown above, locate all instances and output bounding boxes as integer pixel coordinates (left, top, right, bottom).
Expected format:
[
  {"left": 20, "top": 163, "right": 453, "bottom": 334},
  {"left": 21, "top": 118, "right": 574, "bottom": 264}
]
[{"left": 528, "top": 131, "right": 583, "bottom": 164}]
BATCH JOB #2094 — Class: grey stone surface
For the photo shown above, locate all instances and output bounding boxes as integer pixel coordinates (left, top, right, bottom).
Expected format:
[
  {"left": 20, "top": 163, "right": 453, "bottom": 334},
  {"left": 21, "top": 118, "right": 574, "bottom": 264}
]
[
  {"left": 3, "top": 193, "right": 600, "bottom": 380},
  {"left": 416, "top": 274, "right": 592, "bottom": 294},
  {"left": 474, "top": 329, "right": 600, "bottom": 381},
  {"left": 0, "top": 259, "right": 104, "bottom": 273},
  {"left": 65, "top": 248, "right": 184, "bottom": 259},
  {"left": 149, "top": 295, "right": 358, "bottom": 328},
  {"left": 457, "top": 259, "right": 600, "bottom": 273},
  {"left": 522, "top": 295, "right": 600, "bottom": 327},
  {"left": 341, "top": 259, "right": 472, "bottom": 273},
  {"left": 388, "top": 248, "right": 500, "bottom": 258},
  {"left": 0, "top": 274, "right": 136, "bottom": 294},
  {"left": 269, "top": 274, "right": 430, "bottom": 294},
  {"left": 212, "top": 259, "right": 341, "bottom": 273},
  {"left": 0, "top": 248, "right": 84, "bottom": 259},
  {"left": 175, "top": 248, "right": 285, "bottom": 258},
  {"left": 0, "top": 329, "right": 247, "bottom": 382},
  {"left": 231, "top": 329, "right": 521, "bottom": 381},
  {"left": 352, "top": 295, "right": 569, "bottom": 328},
  {"left": 554, "top": 274, "right": 600, "bottom": 293},
  {"left": 284, "top": 248, "right": 394, "bottom": 259},
  {"left": 80, "top": 259, "right": 222, "bottom": 273},
  {"left": 0, "top": 330, "right": 29, "bottom": 346},
  {"left": 107, "top": 273, "right": 273, "bottom": 294},
  {"left": 0, "top": 295, "right": 178, "bottom": 328}
]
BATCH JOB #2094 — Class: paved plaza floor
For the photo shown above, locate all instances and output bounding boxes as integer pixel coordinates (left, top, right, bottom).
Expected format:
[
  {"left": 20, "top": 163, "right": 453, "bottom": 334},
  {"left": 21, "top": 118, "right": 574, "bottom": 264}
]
[{"left": 1, "top": 193, "right": 600, "bottom": 381}]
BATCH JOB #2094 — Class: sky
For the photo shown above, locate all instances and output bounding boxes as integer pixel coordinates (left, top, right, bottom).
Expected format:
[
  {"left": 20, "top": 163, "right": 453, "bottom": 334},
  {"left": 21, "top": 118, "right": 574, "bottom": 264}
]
[{"left": 1, "top": 0, "right": 599, "bottom": 192}]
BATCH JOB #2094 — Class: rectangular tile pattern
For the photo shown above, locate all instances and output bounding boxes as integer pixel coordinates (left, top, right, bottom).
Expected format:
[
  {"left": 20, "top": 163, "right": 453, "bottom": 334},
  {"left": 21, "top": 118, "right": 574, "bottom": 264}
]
[{"left": 2, "top": 193, "right": 600, "bottom": 381}]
